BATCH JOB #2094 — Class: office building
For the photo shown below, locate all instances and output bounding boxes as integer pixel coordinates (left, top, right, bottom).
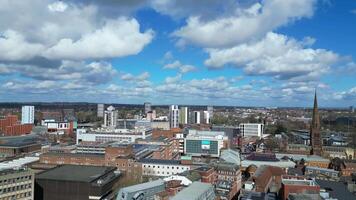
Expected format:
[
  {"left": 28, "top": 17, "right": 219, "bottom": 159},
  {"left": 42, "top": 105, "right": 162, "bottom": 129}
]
[
  {"left": 207, "top": 106, "right": 213, "bottom": 118},
  {"left": 0, "top": 139, "right": 41, "bottom": 158},
  {"left": 0, "top": 168, "right": 35, "bottom": 200},
  {"left": 144, "top": 102, "right": 152, "bottom": 114},
  {"left": 41, "top": 119, "right": 77, "bottom": 136},
  {"left": 76, "top": 128, "right": 152, "bottom": 144},
  {"left": 179, "top": 106, "right": 188, "bottom": 124},
  {"left": 116, "top": 179, "right": 165, "bottom": 200},
  {"left": 97, "top": 104, "right": 105, "bottom": 118},
  {"left": 21, "top": 106, "right": 35, "bottom": 124},
  {"left": 141, "top": 159, "right": 190, "bottom": 177},
  {"left": 184, "top": 130, "right": 228, "bottom": 157},
  {"left": 203, "top": 111, "right": 210, "bottom": 124},
  {"left": 192, "top": 111, "right": 201, "bottom": 124},
  {"left": 35, "top": 165, "right": 121, "bottom": 200},
  {"left": 169, "top": 105, "right": 179, "bottom": 128},
  {"left": 239, "top": 123, "right": 264, "bottom": 138},
  {"left": 171, "top": 182, "right": 216, "bottom": 200},
  {"left": 103, "top": 106, "right": 119, "bottom": 128}
]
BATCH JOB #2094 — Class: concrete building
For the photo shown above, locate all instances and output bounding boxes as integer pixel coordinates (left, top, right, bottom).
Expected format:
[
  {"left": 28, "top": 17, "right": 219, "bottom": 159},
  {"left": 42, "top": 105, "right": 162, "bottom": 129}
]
[
  {"left": 169, "top": 105, "right": 179, "bottom": 128},
  {"left": 35, "top": 165, "right": 121, "bottom": 200},
  {"left": 116, "top": 179, "right": 165, "bottom": 200},
  {"left": 0, "top": 140, "right": 41, "bottom": 158},
  {"left": 203, "top": 111, "right": 210, "bottom": 124},
  {"left": 103, "top": 106, "right": 119, "bottom": 128},
  {"left": 144, "top": 102, "right": 152, "bottom": 114},
  {"left": 21, "top": 106, "right": 34, "bottom": 124},
  {"left": 207, "top": 106, "right": 213, "bottom": 118},
  {"left": 179, "top": 107, "right": 188, "bottom": 124},
  {"left": 76, "top": 128, "right": 152, "bottom": 144},
  {"left": 305, "top": 166, "right": 340, "bottom": 180},
  {"left": 171, "top": 182, "right": 216, "bottom": 200},
  {"left": 0, "top": 168, "right": 35, "bottom": 200},
  {"left": 151, "top": 121, "right": 170, "bottom": 130},
  {"left": 184, "top": 130, "right": 228, "bottom": 157},
  {"left": 141, "top": 159, "right": 190, "bottom": 177},
  {"left": 192, "top": 111, "right": 201, "bottom": 124},
  {"left": 41, "top": 119, "right": 77, "bottom": 136},
  {"left": 239, "top": 123, "right": 264, "bottom": 138},
  {"left": 97, "top": 104, "right": 105, "bottom": 118}
]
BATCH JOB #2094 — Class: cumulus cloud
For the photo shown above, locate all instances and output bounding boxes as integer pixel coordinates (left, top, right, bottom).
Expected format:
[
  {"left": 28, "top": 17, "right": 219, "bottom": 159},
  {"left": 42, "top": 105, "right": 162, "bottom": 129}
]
[
  {"left": 205, "top": 32, "right": 339, "bottom": 80},
  {"left": 163, "top": 60, "right": 197, "bottom": 74},
  {"left": 334, "top": 87, "right": 356, "bottom": 100},
  {"left": 174, "top": 0, "right": 316, "bottom": 48},
  {"left": 0, "top": 30, "right": 45, "bottom": 61},
  {"left": 43, "top": 18, "right": 154, "bottom": 60}
]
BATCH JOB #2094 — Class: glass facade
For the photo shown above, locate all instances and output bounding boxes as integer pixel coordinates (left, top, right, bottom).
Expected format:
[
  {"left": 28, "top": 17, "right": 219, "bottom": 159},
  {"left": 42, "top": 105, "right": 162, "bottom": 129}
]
[{"left": 185, "top": 140, "right": 218, "bottom": 155}]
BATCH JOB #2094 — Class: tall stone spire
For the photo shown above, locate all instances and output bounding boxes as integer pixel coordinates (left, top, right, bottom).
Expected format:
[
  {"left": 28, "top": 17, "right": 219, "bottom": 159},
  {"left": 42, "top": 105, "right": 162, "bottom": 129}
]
[{"left": 310, "top": 90, "right": 322, "bottom": 156}]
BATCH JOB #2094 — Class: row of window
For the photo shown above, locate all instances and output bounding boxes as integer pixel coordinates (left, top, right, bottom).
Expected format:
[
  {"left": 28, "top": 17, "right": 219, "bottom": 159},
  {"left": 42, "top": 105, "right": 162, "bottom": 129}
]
[
  {"left": 143, "top": 165, "right": 187, "bottom": 170},
  {"left": 0, "top": 192, "right": 32, "bottom": 199},
  {"left": 0, "top": 184, "right": 32, "bottom": 194},
  {"left": 0, "top": 176, "right": 32, "bottom": 185}
]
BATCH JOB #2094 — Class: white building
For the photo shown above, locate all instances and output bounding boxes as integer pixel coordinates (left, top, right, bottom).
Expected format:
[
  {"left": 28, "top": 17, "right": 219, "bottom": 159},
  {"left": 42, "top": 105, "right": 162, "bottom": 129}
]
[
  {"left": 76, "top": 128, "right": 152, "bottom": 144},
  {"left": 141, "top": 159, "right": 190, "bottom": 177},
  {"left": 97, "top": 104, "right": 105, "bottom": 118},
  {"left": 169, "top": 105, "right": 179, "bottom": 128},
  {"left": 103, "top": 106, "right": 118, "bottom": 128},
  {"left": 179, "top": 107, "right": 188, "bottom": 124},
  {"left": 193, "top": 111, "right": 201, "bottom": 124},
  {"left": 203, "top": 111, "right": 210, "bottom": 124},
  {"left": 21, "top": 105, "right": 34, "bottom": 124},
  {"left": 239, "top": 123, "right": 264, "bottom": 138},
  {"left": 144, "top": 102, "right": 152, "bottom": 114},
  {"left": 207, "top": 106, "right": 214, "bottom": 118}
]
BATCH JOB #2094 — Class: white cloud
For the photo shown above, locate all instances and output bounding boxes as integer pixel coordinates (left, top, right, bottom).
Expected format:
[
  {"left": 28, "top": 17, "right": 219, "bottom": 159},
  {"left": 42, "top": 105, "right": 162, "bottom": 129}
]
[
  {"left": 48, "top": 1, "right": 68, "bottom": 12},
  {"left": 43, "top": 18, "right": 154, "bottom": 60},
  {"left": 163, "top": 60, "right": 197, "bottom": 74},
  {"left": 334, "top": 87, "right": 356, "bottom": 100},
  {"left": 174, "top": 0, "right": 316, "bottom": 48},
  {"left": 205, "top": 32, "right": 339, "bottom": 80},
  {"left": 0, "top": 30, "right": 45, "bottom": 61}
]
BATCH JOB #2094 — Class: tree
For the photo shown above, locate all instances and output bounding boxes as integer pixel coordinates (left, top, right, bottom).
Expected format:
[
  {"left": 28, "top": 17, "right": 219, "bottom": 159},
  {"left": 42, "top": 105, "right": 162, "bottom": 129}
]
[{"left": 274, "top": 124, "right": 287, "bottom": 135}]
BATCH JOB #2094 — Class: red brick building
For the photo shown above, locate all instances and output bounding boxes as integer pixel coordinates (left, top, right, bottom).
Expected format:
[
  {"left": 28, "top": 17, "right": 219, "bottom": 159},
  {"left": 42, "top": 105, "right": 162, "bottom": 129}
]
[
  {"left": 280, "top": 175, "right": 320, "bottom": 200},
  {"left": 0, "top": 115, "right": 33, "bottom": 136},
  {"left": 152, "top": 128, "right": 182, "bottom": 139}
]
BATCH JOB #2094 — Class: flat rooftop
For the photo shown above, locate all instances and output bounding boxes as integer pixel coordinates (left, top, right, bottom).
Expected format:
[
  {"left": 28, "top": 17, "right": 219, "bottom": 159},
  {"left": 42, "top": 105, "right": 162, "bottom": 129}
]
[
  {"left": 36, "top": 165, "right": 116, "bottom": 182},
  {"left": 171, "top": 182, "right": 213, "bottom": 200}
]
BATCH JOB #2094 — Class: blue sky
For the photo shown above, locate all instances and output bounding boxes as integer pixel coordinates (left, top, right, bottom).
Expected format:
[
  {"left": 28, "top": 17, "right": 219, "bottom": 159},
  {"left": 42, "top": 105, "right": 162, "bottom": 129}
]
[{"left": 0, "top": 0, "right": 355, "bottom": 107}]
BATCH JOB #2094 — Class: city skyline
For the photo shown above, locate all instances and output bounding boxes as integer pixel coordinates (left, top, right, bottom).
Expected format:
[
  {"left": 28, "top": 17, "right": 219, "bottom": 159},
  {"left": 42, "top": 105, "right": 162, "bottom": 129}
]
[{"left": 0, "top": 0, "right": 356, "bottom": 107}]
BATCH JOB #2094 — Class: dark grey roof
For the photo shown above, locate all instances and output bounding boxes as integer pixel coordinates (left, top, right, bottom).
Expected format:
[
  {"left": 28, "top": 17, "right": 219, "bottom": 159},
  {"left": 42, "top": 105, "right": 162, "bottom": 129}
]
[
  {"left": 36, "top": 165, "right": 116, "bottom": 183},
  {"left": 316, "top": 179, "right": 356, "bottom": 200}
]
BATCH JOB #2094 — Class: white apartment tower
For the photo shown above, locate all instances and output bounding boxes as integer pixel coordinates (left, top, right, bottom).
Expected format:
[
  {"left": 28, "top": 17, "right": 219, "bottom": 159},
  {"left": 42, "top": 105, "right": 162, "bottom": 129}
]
[
  {"left": 21, "top": 105, "right": 34, "bottom": 124},
  {"left": 97, "top": 104, "right": 105, "bottom": 118},
  {"left": 169, "top": 105, "right": 179, "bottom": 128},
  {"left": 103, "top": 106, "right": 118, "bottom": 128},
  {"left": 239, "top": 123, "right": 264, "bottom": 138},
  {"left": 193, "top": 111, "right": 201, "bottom": 124},
  {"left": 179, "top": 107, "right": 188, "bottom": 124}
]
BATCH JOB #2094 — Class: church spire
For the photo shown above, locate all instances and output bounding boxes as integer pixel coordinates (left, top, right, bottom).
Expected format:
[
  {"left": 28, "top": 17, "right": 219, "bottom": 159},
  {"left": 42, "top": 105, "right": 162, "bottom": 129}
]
[{"left": 310, "top": 90, "right": 322, "bottom": 156}]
